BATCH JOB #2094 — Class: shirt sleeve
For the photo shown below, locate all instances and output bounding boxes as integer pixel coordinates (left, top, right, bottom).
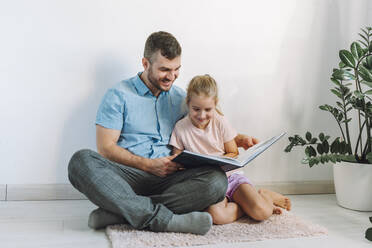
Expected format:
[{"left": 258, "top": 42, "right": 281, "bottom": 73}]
[
  {"left": 95, "top": 88, "right": 125, "bottom": 130},
  {"left": 219, "top": 115, "right": 238, "bottom": 142},
  {"left": 169, "top": 123, "right": 185, "bottom": 150}
]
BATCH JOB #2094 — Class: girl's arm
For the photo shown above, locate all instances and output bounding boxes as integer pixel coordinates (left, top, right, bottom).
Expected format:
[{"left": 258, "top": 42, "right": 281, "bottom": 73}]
[{"left": 224, "top": 139, "right": 239, "bottom": 158}]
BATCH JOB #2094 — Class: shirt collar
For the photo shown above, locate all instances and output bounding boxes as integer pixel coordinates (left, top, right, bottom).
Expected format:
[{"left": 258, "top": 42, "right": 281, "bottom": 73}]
[
  {"left": 134, "top": 72, "right": 151, "bottom": 96},
  {"left": 134, "top": 72, "right": 168, "bottom": 97}
]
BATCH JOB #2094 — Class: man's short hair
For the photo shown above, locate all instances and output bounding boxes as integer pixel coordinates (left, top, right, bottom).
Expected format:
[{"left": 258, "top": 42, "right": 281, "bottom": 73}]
[{"left": 144, "top": 31, "right": 181, "bottom": 62}]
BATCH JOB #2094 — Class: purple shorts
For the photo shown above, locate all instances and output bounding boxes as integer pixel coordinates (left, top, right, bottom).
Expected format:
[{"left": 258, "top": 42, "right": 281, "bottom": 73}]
[{"left": 226, "top": 173, "right": 252, "bottom": 202}]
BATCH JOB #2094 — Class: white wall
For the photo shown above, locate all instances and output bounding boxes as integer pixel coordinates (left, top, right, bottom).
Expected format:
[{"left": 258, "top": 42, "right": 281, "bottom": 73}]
[{"left": 0, "top": 0, "right": 371, "bottom": 184}]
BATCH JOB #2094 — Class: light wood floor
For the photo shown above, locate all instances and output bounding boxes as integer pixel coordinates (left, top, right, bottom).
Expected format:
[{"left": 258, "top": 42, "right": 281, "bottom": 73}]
[{"left": 0, "top": 194, "right": 371, "bottom": 248}]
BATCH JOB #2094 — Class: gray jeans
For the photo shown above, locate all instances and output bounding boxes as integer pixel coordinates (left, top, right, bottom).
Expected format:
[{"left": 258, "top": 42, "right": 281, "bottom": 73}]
[{"left": 68, "top": 149, "right": 227, "bottom": 232}]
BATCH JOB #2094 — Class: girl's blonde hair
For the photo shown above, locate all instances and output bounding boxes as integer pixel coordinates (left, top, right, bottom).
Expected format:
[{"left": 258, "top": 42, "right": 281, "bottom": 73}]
[{"left": 186, "top": 74, "right": 223, "bottom": 115}]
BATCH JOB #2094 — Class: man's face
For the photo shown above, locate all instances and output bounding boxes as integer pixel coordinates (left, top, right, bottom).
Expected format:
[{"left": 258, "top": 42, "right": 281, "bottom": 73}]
[{"left": 144, "top": 51, "right": 181, "bottom": 93}]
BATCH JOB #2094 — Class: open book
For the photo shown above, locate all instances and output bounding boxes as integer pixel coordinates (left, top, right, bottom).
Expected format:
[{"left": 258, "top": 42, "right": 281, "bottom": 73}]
[{"left": 172, "top": 132, "right": 286, "bottom": 172}]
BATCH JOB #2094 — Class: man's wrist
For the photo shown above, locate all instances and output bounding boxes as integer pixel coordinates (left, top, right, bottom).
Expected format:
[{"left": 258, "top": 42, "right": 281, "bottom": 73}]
[{"left": 141, "top": 158, "right": 152, "bottom": 172}]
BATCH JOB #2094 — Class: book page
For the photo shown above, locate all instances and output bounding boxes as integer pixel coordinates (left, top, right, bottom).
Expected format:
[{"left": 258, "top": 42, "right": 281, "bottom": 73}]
[{"left": 233, "top": 133, "right": 286, "bottom": 165}]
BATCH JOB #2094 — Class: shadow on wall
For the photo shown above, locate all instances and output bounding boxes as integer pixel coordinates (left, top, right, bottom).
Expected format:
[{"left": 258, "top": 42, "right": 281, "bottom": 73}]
[
  {"left": 275, "top": 1, "right": 343, "bottom": 179},
  {"left": 57, "top": 54, "right": 132, "bottom": 183}
]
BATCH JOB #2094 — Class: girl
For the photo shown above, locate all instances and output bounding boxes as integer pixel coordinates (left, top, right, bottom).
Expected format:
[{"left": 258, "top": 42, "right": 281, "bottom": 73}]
[{"left": 169, "top": 74, "right": 291, "bottom": 224}]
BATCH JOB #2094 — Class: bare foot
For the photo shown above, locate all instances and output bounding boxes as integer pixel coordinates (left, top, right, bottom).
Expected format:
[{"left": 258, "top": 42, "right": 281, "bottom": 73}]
[
  {"left": 258, "top": 189, "right": 291, "bottom": 211},
  {"left": 273, "top": 206, "right": 282, "bottom": 215}
]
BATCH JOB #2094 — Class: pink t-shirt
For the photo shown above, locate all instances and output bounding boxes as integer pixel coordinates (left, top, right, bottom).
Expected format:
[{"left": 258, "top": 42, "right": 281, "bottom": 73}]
[{"left": 169, "top": 113, "right": 237, "bottom": 156}]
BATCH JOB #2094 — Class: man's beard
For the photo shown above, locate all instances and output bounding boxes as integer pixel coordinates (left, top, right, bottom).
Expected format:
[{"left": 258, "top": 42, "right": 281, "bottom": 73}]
[{"left": 147, "top": 67, "right": 173, "bottom": 92}]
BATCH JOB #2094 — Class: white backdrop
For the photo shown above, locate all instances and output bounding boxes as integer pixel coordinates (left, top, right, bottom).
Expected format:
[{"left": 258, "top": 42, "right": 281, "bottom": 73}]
[{"left": 0, "top": 0, "right": 371, "bottom": 184}]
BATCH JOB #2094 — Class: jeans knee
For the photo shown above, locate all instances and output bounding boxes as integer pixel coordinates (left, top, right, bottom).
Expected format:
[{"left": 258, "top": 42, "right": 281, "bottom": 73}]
[
  {"left": 68, "top": 149, "right": 94, "bottom": 184},
  {"left": 203, "top": 168, "right": 228, "bottom": 203}
]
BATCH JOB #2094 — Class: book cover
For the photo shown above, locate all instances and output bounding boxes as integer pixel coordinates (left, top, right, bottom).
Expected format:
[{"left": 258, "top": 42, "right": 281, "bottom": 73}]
[{"left": 172, "top": 132, "right": 286, "bottom": 172}]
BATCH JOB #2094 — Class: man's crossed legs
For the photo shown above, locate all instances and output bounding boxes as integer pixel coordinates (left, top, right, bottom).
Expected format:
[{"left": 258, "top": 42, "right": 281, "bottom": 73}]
[{"left": 68, "top": 149, "right": 227, "bottom": 235}]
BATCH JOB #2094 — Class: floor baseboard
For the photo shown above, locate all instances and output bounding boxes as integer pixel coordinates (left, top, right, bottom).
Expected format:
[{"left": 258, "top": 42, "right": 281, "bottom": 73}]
[
  {"left": 2, "top": 181, "right": 335, "bottom": 201},
  {"left": 6, "top": 184, "right": 86, "bottom": 201}
]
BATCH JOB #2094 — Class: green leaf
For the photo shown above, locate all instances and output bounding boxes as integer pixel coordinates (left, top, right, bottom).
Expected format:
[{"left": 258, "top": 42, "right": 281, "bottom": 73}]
[
  {"left": 319, "top": 133, "right": 325, "bottom": 142},
  {"left": 366, "top": 152, "right": 372, "bottom": 163},
  {"left": 329, "top": 154, "right": 337, "bottom": 163},
  {"left": 339, "top": 61, "right": 346, "bottom": 68},
  {"left": 366, "top": 56, "right": 372, "bottom": 70},
  {"left": 358, "top": 39, "right": 368, "bottom": 48},
  {"left": 319, "top": 105, "right": 328, "bottom": 111},
  {"left": 332, "top": 69, "right": 355, "bottom": 80},
  {"left": 317, "top": 143, "right": 325, "bottom": 155},
  {"left": 331, "top": 89, "right": 342, "bottom": 99},
  {"left": 354, "top": 90, "right": 365, "bottom": 99},
  {"left": 310, "top": 137, "right": 317, "bottom": 144},
  {"left": 362, "top": 80, "right": 372, "bottom": 88},
  {"left": 351, "top": 42, "right": 364, "bottom": 59},
  {"left": 359, "top": 66, "right": 372, "bottom": 82},
  {"left": 342, "top": 118, "right": 352, "bottom": 123},
  {"left": 339, "top": 50, "right": 356, "bottom": 67},
  {"left": 369, "top": 42, "right": 372, "bottom": 53},
  {"left": 340, "top": 154, "right": 357, "bottom": 162},
  {"left": 309, "top": 146, "right": 317, "bottom": 157},
  {"left": 331, "top": 78, "right": 341, "bottom": 86},
  {"left": 305, "top": 132, "right": 312, "bottom": 142},
  {"left": 331, "top": 138, "right": 340, "bottom": 153},
  {"left": 309, "top": 158, "right": 315, "bottom": 167},
  {"left": 284, "top": 144, "right": 293, "bottom": 152},
  {"left": 323, "top": 140, "right": 330, "bottom": 153},
  {"left": 361, "top": 28, "right": 369, "bottom": 37},
  {"left": 365, "top": 90, "right": 372, "bottom": 95},
  {"left": 301, "top": 157, "right": 309, "bottom": 164},
  {"left": 359, "top": 32, "right": 369, "bottom": 43}
]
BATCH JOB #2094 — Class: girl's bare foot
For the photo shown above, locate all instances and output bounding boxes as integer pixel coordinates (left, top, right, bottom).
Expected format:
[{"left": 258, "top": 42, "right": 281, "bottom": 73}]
[
  {"left": 258, "top": 189, "right": 291, "bottom": 211},
  {"left": 273, "top": 206, "right": 282, "bottom": 215}
]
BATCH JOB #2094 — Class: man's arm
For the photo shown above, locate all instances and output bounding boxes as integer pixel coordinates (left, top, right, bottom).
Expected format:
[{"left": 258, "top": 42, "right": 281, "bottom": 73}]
[
  {"left": 96, "top": 125, "right": 180, "bottom": 177},
  {"left": 234, "top": 134, "right": 259, "bottom": 150}
]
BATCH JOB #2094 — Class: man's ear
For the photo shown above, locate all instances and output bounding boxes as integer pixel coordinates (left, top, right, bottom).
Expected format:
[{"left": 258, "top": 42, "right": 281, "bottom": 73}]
[{"left": 142, "top": 57, "right": 150, "bottom": 71}]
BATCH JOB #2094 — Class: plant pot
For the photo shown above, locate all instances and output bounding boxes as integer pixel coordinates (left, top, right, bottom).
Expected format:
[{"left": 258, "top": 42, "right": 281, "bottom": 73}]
[{"left": 333, "top": 161, "right": 372, "bottom": 211}]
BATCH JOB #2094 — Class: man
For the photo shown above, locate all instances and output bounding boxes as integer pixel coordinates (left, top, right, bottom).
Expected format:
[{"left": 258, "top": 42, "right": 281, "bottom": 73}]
[{"left": 68, "top": 31, "right": 257, "bottom": 235}]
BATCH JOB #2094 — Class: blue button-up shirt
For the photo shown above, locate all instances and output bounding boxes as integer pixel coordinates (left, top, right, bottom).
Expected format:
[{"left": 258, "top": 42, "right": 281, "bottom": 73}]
[{"left": 96, "top": 72, "right": 187, "bottom": 158}]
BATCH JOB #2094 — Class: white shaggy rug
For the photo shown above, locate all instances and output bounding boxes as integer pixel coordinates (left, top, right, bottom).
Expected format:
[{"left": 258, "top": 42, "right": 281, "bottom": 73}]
[{"left": 106, "top": 211, "right": 327, "bottom": 248}]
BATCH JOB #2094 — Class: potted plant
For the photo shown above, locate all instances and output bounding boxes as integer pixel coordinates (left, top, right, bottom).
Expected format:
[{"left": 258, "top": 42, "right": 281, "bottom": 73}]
[{"left": 285, "top": 27, "right": 372, "bottom": 211}]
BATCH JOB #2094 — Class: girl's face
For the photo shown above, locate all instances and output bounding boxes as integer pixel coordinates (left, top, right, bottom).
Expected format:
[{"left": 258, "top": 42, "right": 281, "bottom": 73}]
[{"left": 188, "top": 94, "right": 216, "bottom": 129}]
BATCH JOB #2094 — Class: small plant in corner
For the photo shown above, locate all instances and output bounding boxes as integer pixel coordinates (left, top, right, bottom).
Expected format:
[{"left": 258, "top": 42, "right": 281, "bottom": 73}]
[{"left": 285, "top": 27, "right": 372, "bottom": 167}]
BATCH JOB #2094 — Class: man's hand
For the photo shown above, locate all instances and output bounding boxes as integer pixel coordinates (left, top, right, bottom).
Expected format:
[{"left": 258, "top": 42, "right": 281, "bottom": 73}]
[
  {"left": 235, "top": 134, "right": 259, "bottom": 150},
  {"left": 146, "top": 154, "right": 183, "bottom": 177}
]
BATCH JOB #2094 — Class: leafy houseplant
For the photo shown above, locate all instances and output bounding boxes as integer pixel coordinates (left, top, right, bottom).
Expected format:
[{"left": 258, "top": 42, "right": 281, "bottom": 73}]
[{"left": 285, "top": 27, "right": 372, "bottom": 166}]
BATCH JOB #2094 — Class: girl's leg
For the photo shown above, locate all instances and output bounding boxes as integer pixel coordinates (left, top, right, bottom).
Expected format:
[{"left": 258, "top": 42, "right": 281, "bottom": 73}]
[
  {"left": 232, "top": 184, "right": 278, "bottom": 221},
  {"left": 258, "top": 188, "right": 292, "bottom": 211},
  {"left": 206, "top": 197, "right": 244, "bottom": 225}
]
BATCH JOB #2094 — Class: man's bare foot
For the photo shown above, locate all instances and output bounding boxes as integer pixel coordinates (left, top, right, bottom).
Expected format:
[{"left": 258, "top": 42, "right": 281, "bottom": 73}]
[
  {"left": 273, "top": 206, "right": 282, "bottom": 215},
  {"left": 258, "top": 189, "right": 291, "bottom": 211}
]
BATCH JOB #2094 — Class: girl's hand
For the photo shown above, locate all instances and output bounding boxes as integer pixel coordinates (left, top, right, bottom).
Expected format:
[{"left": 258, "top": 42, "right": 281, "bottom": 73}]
[
  {"left": 235, "top": 134, "right": 259, "bottom": 150},
  {"left": 224, "top": 152, "right": 238, "bottom": 158}
]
